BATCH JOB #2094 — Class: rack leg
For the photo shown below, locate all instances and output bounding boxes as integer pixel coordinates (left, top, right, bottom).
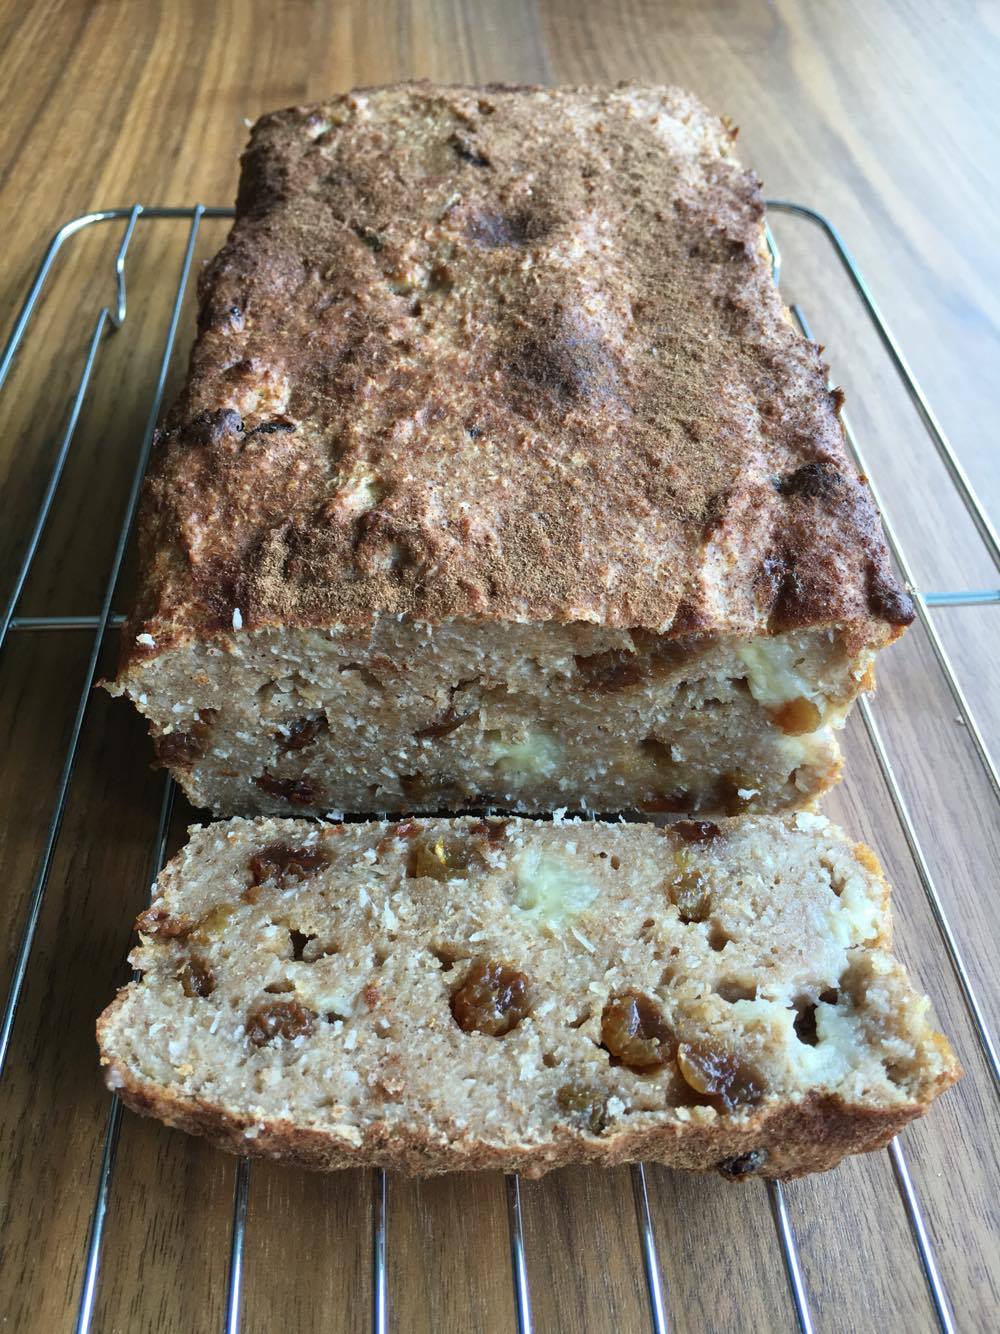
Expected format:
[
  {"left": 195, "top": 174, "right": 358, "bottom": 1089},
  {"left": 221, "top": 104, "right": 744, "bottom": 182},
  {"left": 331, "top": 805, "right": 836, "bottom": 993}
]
[
  {"left": 630, "top": 1164, "right": 670, "bottom": 1334},
  {"left": 767, "top": 1180, "right": 815, "bottom": 1334},
  {"left": 223, "top": 1158, "right": 252, "bottom": 1334},
  {"left": 371, "top": 1168, "right": 388, "bottom": 1334},
  {"left": 505, "top": 1174, "right": 534, "bottom": 1334}
]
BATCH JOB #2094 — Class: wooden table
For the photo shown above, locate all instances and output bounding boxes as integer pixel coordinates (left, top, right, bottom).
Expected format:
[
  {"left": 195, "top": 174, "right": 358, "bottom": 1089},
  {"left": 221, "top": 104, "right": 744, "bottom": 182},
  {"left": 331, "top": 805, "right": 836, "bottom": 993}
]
[{"left": 1, "top": 3, "right": 997, "bottom": 1331}]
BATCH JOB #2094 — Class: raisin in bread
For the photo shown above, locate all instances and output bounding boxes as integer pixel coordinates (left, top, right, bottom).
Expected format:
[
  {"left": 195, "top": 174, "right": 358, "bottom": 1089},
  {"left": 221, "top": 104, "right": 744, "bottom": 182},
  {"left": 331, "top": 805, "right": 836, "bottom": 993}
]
[
  {"left": 106, "top": 83, "right": 912, "bottom": 820},
  {"left": 97, "top": 813, "right": 958, "bottom": 1178}
]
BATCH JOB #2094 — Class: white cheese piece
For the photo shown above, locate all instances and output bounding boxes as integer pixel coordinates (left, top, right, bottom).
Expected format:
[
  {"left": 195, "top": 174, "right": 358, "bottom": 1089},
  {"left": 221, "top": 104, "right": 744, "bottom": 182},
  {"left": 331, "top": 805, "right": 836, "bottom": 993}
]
[
  {"left": 829, "top": 871, "right": 883, "bottom": 948},
  {"left": 737, "top": 636, "right": 814, "bottom": 708},
  {"left": 513, "top": 849, "right": 600, "bottom": 927},
  {"left": 491, "top": 732, "right": 561, "bottom": 777}
]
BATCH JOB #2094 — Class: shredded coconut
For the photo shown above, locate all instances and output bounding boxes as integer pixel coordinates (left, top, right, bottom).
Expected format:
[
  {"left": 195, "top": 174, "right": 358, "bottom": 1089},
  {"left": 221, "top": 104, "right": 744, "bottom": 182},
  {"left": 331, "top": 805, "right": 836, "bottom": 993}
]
[{"left": 570, "top": 925, "right": 596, "bottom": 953}]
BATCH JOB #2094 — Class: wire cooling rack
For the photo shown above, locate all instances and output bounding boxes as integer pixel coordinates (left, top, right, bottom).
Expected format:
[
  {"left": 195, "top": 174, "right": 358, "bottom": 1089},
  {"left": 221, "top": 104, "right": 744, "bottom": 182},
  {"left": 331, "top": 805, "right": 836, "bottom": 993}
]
[{"left": 0, "top": 202, "right": 997, "bottom": 1334}]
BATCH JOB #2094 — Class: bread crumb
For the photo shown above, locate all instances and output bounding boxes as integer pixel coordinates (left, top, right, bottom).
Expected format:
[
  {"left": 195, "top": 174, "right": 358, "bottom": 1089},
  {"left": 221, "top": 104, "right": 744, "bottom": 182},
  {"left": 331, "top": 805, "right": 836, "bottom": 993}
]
[
  {"left": 795, "top": 811, "right": 829, "bottom": 832},
  {"left": 98, "top": 811, "right": 956, "bottom": 1177}
]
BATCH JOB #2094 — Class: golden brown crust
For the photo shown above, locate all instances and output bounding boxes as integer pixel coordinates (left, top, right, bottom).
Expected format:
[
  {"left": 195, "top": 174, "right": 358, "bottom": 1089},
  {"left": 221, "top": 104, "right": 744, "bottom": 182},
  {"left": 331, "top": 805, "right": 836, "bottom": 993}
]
[{"left": 118, "top": 81, "right": 911, "bottom": 674}]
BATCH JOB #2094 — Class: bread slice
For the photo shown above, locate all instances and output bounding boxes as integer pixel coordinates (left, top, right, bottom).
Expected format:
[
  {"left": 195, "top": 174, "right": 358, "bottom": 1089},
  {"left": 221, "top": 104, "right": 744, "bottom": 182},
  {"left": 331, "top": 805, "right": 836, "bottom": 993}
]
[
  {"left": 97, "top": 813, "right": 958, "bottom": 1178},
  {"left": 106, "top": 82, "right": 913, "bottom": 819}
]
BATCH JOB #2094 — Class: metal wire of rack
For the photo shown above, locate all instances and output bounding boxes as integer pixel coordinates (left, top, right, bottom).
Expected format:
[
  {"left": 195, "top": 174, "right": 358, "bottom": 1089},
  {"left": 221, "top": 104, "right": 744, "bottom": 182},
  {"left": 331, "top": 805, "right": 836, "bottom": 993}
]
[{"left": 0, "top": 200, "right": 997, "bottom": 1334}]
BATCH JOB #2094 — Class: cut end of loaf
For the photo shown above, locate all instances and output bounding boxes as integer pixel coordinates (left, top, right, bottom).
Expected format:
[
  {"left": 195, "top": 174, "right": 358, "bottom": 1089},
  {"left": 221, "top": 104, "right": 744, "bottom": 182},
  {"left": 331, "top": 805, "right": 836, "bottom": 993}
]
[
  {"left": 108, "top": 621, "right": 872, "bottom": 819},
  {"left": 97, "top": 813, "right": 959, "bottom": 1178}
]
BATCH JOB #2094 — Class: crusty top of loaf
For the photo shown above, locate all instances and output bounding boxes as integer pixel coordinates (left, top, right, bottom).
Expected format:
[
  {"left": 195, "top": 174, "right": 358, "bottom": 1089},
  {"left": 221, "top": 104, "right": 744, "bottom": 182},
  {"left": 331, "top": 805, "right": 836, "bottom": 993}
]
[{"left": 121, "top": 81, "right": 912, "bottom": 668}]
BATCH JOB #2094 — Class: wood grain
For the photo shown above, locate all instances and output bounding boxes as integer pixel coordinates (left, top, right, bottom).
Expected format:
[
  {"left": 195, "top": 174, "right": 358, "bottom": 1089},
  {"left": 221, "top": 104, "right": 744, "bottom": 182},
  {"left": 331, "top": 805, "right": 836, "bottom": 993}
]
[{"left": 0, "top": 2, "right": 997, "bottom": 1331}]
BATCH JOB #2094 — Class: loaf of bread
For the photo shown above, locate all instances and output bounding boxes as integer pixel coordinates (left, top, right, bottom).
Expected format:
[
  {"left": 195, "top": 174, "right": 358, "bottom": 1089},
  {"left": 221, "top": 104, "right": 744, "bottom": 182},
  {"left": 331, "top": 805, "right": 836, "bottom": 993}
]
[
  {"left": 108, "top": 83, "right": 917, "bottom": 816},
  {"left": 105, "top": 82, "right": 912, "bottom": 819},
  {"left": 98, "top": 813, "right": 958, "bottom": 1178}
]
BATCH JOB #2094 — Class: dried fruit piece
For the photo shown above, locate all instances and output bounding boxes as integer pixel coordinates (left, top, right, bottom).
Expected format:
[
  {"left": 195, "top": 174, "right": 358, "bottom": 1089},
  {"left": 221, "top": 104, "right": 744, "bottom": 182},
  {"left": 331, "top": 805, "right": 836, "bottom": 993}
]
[
  {"left": 601, "top": 991, "right": 675, "bottom": 1070},
  {"left": 717, "top": 772, "right": 757, "bottom": 816},
  {"left": 666, "top": 870, "right": 712, "bottom": 924},
  {"left": 376, "top": 820, "right": 421, "bottom": 855},
  {"left": 469, "top": 818, "right": 509, "bottom": 848},
  {"left": 153, "top": 709, "right": 218, "bottom": 768},
  {"left": 676, "top": 1043, "right": 765, "bottom": 1111},
  {"left": 135, "top": 906, "right": 194, "bottom": 939},
  {"left": 769, "top": 696, "right": 821, "bottom": 735},
  {"left": 276, "top": 713, "right": 328, "bottom": 752},
  {"left": 398, "top": 772, "right": 427, "bottom": 802},
  {"left": 556, "top": 1083, "right": 607, "bottom": 1133},
  {"left": 246, "top": 999, "right": 317, "bottom": 1047},
  {"left": 450, "top": 958, "right": 531, "bottom": 1036},
  {"left": 407, "top": 834, "right": 477, "bottom": 881},
  {"left": 640, "top": 736, "right": 675, "bottom": 771},
  {"left": 178, "top": 956, "right": 216, "bottom": 998},
  {"left": 248, "top": 842, "right": 330, "bottom": 889},
  {"left": 641, "top": 792, "right": 691, "bottom": 814},
  {"left": 407, "top": 836, "right": 452, "bottom": 881},
  {"left": 254, "top": 772, "right": 319, "bottom": 806},
  {"left": 717, "top": 1148, "right": 768, "bottom": 1179},
  {"left": 575, "top": 649, "right": 644, "bottom": 692},
  {"left": 671, "top": 820, "right": 721, "bottom": 844}
]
